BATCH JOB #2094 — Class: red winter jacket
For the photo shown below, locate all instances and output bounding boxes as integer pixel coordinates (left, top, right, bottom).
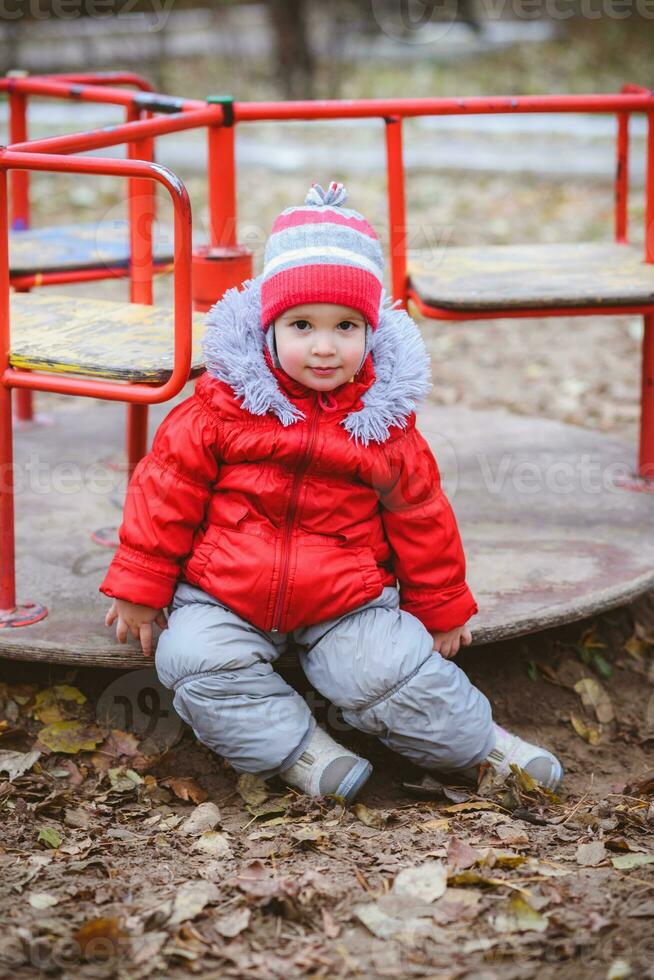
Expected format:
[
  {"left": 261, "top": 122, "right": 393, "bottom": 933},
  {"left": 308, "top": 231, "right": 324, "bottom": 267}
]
[{"left": 99, "top": 277, "right": 478, "bottom": 635}]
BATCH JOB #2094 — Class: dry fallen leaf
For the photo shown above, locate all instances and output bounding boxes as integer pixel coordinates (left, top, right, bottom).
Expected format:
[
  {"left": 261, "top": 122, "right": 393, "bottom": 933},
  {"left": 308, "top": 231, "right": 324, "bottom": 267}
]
[
  {"left": 192, "top": 831, "right": 233, "bottom": 858},
  {"left": 74, "top": 917, "right": 126, "bottom": 960},
  {"left": 574, "top": 677, "right": 614, "bottom": 725},
  {"left": 447, "top": 837, "right": 481, "bottom": 871},
  {"left": 421, "top": 818, "right": 450, "bottom": 832},
  {"left": 322, "top": 906, "right": 340, "bottom": 939},
  {"left": 28, "top": 892, "right": 59, "bottom": 909},
  {"left": 495, "top": 823, "right": 530, "bottom": 845},
  {"left": 353, "top": 803, "right": 387, "bottom": 828},
  {"left": 178, "top": 802, "right": 222, "bottom": 836},
  {"left": 606, "top": 959, "right": 633, "bottom": 980},
  {"left": 570, "top": 714, "right": 601, "bottom": 745},
  {"left": 108, "top": 767, "right": 143, "bottom": 793},
  {"left": 233, "top": 860, "right": 299, "bottom": 900},
  {"left": 443, "top": 801, "right": 503, "bottom": 814},
  {"left": 354, "top": 900, "right": 435, "bottom": 941},
  {"left": 213, "top": 906, "right": 251, "bottom": 938},
  {"left": 37, "top": 827, "right": 62, "bottom": 849},
  {"left": 237, "top": 773, "right": 269, "bottom": 806},
  {"left": 37, "top": 721, "right": 102, "bottom": 755},
  {"left": 0, "top": 749, "right": 41, "bottom": 781},
  {"left": 392, "top": 861, "right": 448, "bottom": 903},
  {"left": 169, "top": 881, "right": 221, "bottom": 926},
  {"left": 610, "top": 853, "right": 654, "bottom": 870},
  {"left": 576, "top": 840, "right": 607, "bottom": 867},
  {"left": 161, "top": 777, "right": 208, "bottom": 805},
  {"left": 33, "top": 685, "right": 87, "bottom": 724},
  {"left": 493, "top": 893, "right": 549, "bottom": 934}
]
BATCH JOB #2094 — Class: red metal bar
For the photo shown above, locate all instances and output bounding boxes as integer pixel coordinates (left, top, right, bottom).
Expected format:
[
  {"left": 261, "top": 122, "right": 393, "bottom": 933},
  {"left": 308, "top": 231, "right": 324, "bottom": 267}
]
[
  {"left": 0, "top": 168, "right": 15, "bottom": 609},
  {"left": 37, "top": 71, "right": 155, "bottom": 91},
  {"left": 10, "top": 263, "right": 174, "bottom": 290},
  {"left": 8, "top": 91, "right": 28, "bottom": 229},
  {"left": 0, "top": 150, "right": 193, "bottom": 616},
  {"left": 208, "top": 124, "right": 237, "bottom": 248},
  {"left": 0, "top": 75, "right": 206, "bottom": 111},
  {"left": 614, "top": 83, "right": 647, "bottom": 243},
  {"left": 615, "top": 112, "right": 629, "bottom": 244},
  {"left": 385, "top": 116, "right": 408, "bottom": 307},
  {"left": 407, "top": 288, "right": 654, "bottom": 320},
  {"left": 0, "top": 163, "right": 47, "bottom": 619},
  {"left": 0, "top": 150, "right": 193, "bottom": 405},
  {"left": 10, "top": 106, "right": 220, "bottom": 157},
  {"left": 7, "top": 84, "right": 33, "bottom": 422},
  {"left": 639, "top": 113, "right": 654, "bottom": 480},
  {"left": 646, "top": 113, "right": 654, "bottom": 264},
  {"left": 126, "top": 103, "right": 155, "bottom": 474},
  {"left": 641, "top": 315, "right": 654, "bottom": 480},
  {"left": 233, "top": 93, "right": 654, "bottom": 122},
  {"left": 4, "top": 76, "right": 654, "bottom": 113}
]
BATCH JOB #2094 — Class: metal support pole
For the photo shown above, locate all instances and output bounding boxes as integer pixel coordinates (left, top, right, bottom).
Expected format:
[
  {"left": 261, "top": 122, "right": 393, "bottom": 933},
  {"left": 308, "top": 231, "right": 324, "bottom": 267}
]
[
  {"left": 8, "top": 79, "right": 34, "bottom": 423},
  {"left": 615, "top": 111, "right": 629, "bottom": 244},
  {"left": 125, "top": 103, "right": 155, "bottom": 478},
  {"left": 191, "top": 96, "right": 253, "bottom": 313},
  {"left": 0, "top": 167, "right": 46, "bottom": 623},
  {"left": 207, "top": 112, "right": 237, "bottom": 248},
  {"left": 384, "top": 116, "right": 408, "bottom": 308},
  {"left": 639, "top": 113, "right": 654, "bottom": 481}
]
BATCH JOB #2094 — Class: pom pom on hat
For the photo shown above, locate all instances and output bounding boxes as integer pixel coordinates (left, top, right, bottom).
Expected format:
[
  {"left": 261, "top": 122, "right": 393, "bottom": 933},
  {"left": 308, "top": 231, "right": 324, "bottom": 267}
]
[
  {"left": 260, "top": 180, "right": 384, "bottom": 330},
  {"left": 303, "top": 181, "right": 349, "bottom": 207}
]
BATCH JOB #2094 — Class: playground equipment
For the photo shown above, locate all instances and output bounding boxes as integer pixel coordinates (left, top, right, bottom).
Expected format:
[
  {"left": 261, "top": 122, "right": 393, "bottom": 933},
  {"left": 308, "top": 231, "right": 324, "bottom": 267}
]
[{"left": 0, "top": 74, "right": 653, "bottom": 667}]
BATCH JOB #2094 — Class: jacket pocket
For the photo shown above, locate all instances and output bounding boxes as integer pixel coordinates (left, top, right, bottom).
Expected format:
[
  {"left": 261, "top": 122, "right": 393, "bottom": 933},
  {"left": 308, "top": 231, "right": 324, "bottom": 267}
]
[
  {"left": 353, "top": 545, "right": 385, "bottom": 600},
  {"left": 183, "top": 505, "right": 250, "bottom": 583}
]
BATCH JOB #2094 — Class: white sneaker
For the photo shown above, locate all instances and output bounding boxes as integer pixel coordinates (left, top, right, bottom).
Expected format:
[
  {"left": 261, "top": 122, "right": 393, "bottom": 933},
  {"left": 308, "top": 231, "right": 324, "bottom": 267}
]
[
  {"left": 280, "top": 726, "right": 372, "bottom": 803},
  {"left": 459, "top": 722, "right": 564, "bottom": 791}
]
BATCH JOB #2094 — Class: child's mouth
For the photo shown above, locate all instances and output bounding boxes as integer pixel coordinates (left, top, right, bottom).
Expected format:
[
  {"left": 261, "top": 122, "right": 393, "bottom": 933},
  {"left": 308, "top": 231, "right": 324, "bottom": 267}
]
[{"left": 309, "top": 367, "right": 339, "bottom": 375}]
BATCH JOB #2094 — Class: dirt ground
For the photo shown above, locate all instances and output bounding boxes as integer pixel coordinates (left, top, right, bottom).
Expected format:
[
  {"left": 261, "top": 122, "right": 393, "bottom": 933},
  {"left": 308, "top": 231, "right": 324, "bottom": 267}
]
[{"left": 0, "top": 591, "right": 653, "bottom": 979}]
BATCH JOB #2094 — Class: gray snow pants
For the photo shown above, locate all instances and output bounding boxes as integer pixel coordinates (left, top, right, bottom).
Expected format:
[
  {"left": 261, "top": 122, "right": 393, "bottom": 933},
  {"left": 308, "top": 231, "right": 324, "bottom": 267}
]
[{"left": 155, "top": 581, "right": 495, "bottom": 778}]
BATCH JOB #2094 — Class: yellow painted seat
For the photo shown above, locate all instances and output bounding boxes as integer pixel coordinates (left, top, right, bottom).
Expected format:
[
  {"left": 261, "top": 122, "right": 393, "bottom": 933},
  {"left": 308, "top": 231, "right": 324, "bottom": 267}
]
[
  {"left": 10, "top": 291, "right": 208, "bottom": 382},
  {"left": 408, "top": 241, "right": 654, "bottom": 313}
]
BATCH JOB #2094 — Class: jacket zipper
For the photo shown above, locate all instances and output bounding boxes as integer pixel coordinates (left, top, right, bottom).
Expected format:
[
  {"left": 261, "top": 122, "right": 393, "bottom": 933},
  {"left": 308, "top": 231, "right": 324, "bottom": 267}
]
[{"left": 270, "top": 396, "right": 322, "bottom": 632}]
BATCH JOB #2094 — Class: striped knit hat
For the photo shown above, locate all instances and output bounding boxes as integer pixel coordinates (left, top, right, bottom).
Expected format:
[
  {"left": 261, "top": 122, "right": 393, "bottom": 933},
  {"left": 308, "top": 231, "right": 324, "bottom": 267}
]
[{"left": 260, "top": 181, "right": 384, "bottom": 331}]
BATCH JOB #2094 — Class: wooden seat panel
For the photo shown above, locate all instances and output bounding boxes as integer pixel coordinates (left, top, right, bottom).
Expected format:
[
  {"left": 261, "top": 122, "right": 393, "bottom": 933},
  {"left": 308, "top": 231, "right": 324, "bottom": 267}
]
[
  {"left": 10, "top": 291, "right": 208, "bottom": 382},
  {"left": 408, "top": 242, "right": 654, "bottom": 312},
  {"left": 9, "top": 220, "right": 201, "bottom": 275}
]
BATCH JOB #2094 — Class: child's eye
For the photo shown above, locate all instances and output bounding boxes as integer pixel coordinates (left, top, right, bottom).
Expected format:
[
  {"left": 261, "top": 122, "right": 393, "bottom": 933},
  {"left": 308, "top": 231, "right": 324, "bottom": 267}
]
[
  {"left": 337, "top": 321, "right": 357, "bottom": 331},
  {"left": 292, "top": 320, "right": 311, "bottom": 330}
]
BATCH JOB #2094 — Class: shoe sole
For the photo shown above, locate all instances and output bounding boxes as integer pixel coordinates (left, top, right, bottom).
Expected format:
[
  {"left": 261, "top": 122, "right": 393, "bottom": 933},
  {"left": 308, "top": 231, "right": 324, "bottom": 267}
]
[{"left": 336, "top": 759, "right": 373, "bottom": 803}]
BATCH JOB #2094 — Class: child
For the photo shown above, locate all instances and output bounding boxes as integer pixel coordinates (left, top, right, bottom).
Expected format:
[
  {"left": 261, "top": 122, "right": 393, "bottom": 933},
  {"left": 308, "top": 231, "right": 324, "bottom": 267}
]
[{"left": 101, "top": 181, "right": 563, "bottom": 802}]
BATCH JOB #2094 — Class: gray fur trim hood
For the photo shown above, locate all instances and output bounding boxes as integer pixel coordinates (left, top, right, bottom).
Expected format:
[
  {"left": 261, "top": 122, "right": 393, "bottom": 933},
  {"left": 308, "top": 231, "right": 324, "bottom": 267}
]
[{"left": 202, "top": 275, "right": 433, "bottom": 446}]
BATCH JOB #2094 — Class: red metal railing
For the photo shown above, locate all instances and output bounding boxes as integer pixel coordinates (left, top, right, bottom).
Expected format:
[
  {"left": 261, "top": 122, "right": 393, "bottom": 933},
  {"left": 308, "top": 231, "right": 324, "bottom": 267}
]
[
  {"left": 5, "top": 72, "right": 161, "bottom": 423},
  {"left": 0, "top": 149, "right": 193, "bottom": 616}
]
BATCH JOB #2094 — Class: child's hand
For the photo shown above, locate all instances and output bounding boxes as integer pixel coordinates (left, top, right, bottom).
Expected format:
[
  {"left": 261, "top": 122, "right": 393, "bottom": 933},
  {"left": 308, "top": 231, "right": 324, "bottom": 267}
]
[
  {"left": 431, "top": 625, "right": 472, "bottom": 660},
  {"left": 105, "top": 598, "right": 168, "bottom": 658}
]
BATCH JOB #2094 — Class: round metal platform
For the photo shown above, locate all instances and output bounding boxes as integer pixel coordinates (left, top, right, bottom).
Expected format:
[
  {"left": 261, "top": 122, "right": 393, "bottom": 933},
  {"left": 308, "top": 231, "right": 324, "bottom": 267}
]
[{"left": 1, "top": 393, "right": 652, "bottom": 669}]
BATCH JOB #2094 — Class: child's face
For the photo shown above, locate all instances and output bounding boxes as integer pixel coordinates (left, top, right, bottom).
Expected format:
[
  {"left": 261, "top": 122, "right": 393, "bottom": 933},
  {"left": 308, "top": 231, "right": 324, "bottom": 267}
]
[{"left": 272, "top": 303, "right": 367, "bottom": 391}]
